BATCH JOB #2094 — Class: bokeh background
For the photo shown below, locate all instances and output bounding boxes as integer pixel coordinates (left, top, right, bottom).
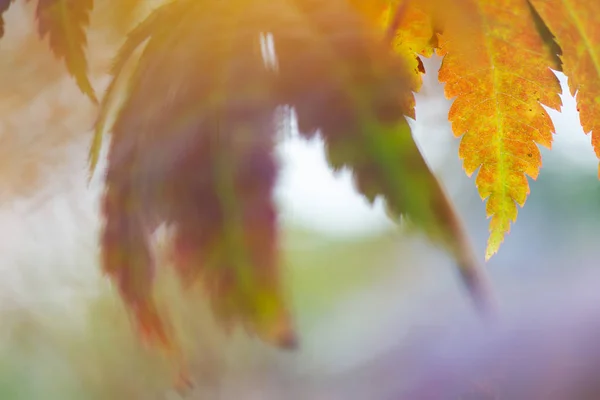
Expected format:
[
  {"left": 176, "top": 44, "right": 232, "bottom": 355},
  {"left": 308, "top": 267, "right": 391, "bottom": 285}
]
[{"left": 1, "top": 2, "right": 600, "bottom": 399}]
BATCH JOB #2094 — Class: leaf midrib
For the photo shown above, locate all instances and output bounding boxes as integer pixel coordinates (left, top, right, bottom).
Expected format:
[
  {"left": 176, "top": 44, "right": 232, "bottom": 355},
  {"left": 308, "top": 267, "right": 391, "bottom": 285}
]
[{"left": 478, "top": 2, "right": 508, "bottom": 219}]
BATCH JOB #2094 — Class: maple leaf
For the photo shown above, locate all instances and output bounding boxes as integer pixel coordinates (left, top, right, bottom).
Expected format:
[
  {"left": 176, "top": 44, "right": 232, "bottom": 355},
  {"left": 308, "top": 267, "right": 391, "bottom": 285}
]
[
  {"left": 384, "top": 0, "right": 436, "bottom": 93},
  {"left": 274, "top": 0, "right": 492, "bottom": 312},
  {"left": 31, "top": 0, "right": 96, "bottom": 102},
  {"left": 0, "top": 0, "right": 13, "bottom": 38},
  {"left": 384, "top": 0, "right": 473, "bottom": 81},
  {"left": 88, "top": 0, "right": 177, "bottom": 179},
  {"left": 101, "top": 179, "right": 171, "bottom": 348},
  {"left": 530, "top": 0, "right": 600, "bottom": 176},
  {"left": 100, "top": 0, "right": 295, "bottom": 351},
  {"left": 437, "top": 0, "right": 562, "bottom": 259}
]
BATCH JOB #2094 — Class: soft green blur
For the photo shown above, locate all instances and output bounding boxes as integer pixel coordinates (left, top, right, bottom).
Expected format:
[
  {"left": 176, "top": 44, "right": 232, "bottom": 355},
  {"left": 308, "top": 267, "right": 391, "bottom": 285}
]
[{"left": 0, "top": 225, "right": 425, "bottom": 399}]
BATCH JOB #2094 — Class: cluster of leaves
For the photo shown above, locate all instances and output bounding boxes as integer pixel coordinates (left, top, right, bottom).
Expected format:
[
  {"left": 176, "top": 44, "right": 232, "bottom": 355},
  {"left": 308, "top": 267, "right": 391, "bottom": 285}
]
[{"left": 3, "top": 0, "right": 600, "bottom": 384}]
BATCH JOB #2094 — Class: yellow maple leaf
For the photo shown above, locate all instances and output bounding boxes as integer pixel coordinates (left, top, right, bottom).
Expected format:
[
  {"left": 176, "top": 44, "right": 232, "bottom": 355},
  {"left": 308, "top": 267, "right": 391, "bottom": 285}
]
[
  {"left": 438, "top": 0, "right": 562, "bottom": 259},
  {"left": 385, "top": 0, "right": 435, "bottom": 106},
  {"left": 530, "top": 0, "right": 600, "bottom": 177},
  {"left": 386, "top": 1, "right": 435, "bottom": 59},
  {"left": 384, "top": 0, "right": 475, "bottom": 114}
]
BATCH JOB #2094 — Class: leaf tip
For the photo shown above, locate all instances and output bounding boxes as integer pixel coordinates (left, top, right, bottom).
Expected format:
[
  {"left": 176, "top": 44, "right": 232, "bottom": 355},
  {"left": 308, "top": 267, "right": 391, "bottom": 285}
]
[
  {"left": 257, "top": 312, "right": 298, "bottom": 350},
  {"left": 273, "top": 324, "right": 298, "bottom": 350},
  {"left": 484, "top": 240, "right": 501, "bottom": 261},
  {"left": 79, "top": 79, "right": 98, "bottom": 105},
  {"left": 88, "top": 121, "right": 105, "bottom": 180}
]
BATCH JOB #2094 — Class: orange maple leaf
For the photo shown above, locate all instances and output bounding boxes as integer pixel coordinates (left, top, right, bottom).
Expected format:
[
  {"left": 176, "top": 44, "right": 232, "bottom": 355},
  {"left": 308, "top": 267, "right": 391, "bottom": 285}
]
[
  {"left": 437, "top": 0, "right": 562, "bottom": 259},
  {"left": 530, "top": 0, "right": 600, "bottom": 177}
]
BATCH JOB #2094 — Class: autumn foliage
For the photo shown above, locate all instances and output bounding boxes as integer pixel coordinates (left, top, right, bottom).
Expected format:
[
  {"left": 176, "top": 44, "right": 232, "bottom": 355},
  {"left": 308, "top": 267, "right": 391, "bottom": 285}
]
[{"left": 2, "top": 0, "right": 600, "bottom": 384}]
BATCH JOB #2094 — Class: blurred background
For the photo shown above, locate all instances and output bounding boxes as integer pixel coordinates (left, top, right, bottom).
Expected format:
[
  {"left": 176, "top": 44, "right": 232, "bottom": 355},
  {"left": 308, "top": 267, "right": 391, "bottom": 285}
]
[{"left": 1, "top": 2, "right": 600, "bottom": 399}]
